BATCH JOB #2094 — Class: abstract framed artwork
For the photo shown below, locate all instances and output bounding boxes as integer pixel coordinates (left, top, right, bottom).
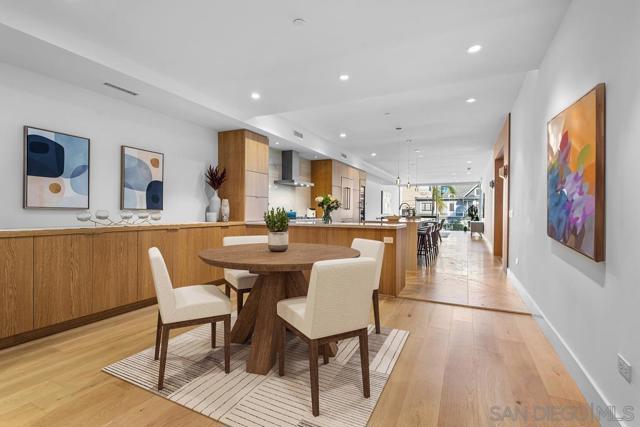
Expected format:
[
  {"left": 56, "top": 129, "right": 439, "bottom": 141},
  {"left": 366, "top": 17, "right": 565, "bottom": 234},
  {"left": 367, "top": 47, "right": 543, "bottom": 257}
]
[
  {"left": 547, "top": 83, "right": 605, "bottom": 262},
  {"left": 121, "top": 146, "right": 164, "bottom": 210},
  {"left": 23, "top": 126, "right": 90, "bottom": 209}
]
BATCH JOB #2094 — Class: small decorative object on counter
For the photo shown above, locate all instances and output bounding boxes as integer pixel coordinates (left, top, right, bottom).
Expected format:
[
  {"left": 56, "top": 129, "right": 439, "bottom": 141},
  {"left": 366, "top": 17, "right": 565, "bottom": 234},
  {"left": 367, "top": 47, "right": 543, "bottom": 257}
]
[
  {"left": 220, "top": 199, "right": 230, "bottom": 222},
  {"left": 205, "top": 164, "right": 227, "bottom": 222},
  {"left": 76, "top": 209, "right": 162, "bottom": 226},
  {"left": 264, "top": 207, "right": 289, "bottom": 252},
  {"left": 315, "top": 194, "right": 341, "bottom": 224}
]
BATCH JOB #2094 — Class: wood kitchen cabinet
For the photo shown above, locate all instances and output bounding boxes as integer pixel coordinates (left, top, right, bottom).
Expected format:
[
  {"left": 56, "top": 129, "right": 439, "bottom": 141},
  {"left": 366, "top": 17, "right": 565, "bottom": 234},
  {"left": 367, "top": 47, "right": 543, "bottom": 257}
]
[
  {"left": 311, "top": 159, "right": 364, "bottom": 221},
  {"left": 218, "top": 129, "right": 269, "bottom": 221},
  {"left": 0, "top": 237, "right": 34, "bottom": 338}
]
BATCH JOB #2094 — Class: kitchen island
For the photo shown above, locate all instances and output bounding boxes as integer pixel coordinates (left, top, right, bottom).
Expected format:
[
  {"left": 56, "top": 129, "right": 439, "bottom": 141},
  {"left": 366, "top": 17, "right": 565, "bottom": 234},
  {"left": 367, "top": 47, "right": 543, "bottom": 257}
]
[{"left": 246, "top": 221, "right": 407, "bottom": 296}]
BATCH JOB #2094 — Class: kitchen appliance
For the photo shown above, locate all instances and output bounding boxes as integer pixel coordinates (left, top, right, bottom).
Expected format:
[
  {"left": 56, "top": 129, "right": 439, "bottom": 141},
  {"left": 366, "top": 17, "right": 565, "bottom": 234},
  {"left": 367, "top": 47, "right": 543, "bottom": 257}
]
[
  {"left": 274, "top": 150, "right": 315, "bottom": 187},
  {"left": 306, "top": 208, "right": 316, "bottom": 218},
  {"left": 287, "top": 210, "right": 297, "bottom": 219}
]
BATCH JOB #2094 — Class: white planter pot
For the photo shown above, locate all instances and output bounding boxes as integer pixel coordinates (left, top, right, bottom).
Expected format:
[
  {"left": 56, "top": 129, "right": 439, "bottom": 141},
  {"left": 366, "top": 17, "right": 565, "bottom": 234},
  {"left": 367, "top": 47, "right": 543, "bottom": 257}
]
[
  {"left": 268, "top": 231, "right": 289, "bottom": 252},
  {"left": 205, "top": 212, "right": 219, "bottom": 222}
]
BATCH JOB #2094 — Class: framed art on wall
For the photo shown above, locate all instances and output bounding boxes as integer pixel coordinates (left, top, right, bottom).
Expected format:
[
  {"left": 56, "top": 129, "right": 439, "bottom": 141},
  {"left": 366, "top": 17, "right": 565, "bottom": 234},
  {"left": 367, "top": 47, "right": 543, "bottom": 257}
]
[
  {"left": 23, "top": 126, "right": 90, "bottom": 209},
  {"left": 121, "top": 146, "right": 164, "bottom": 210},
  {"left": 381, "top": 190, "right": 393, "bottom": 215},
  {"left": 547, "top": 83, "right": 605, "bottom": 262}
]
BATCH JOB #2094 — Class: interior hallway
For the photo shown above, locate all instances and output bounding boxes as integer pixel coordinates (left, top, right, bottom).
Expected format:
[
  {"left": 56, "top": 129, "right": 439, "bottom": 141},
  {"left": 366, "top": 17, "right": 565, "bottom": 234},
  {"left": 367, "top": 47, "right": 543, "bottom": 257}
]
[{"left": 400, "top": 231, "right": 529, "bottom": 314}]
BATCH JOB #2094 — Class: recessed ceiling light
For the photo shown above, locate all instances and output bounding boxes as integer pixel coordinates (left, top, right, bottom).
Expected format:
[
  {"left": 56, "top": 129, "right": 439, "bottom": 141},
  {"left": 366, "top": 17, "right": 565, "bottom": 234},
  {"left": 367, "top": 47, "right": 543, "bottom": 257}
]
[
  {"left": 466, "top": 97, "right": 476, "bottom": 103},
  {"left": 251, "top": 92, "right": 261, "bottom": 100},
  {"left": 406, "top": 139, "right": 412, "bottom": 143},
  {"left": 384, "top": 112, "right": 391, "bottom": 116},
  {"left": 414, "top": 149, "right": 420, "bottom": 153},
  {"left": 395, "top": 127, "right": 403, "bottom": 131},
  {"left": 467, "top": 44, "right": 483, "bottom": 54},
  {"left": 339, "top": 132, "right": 347, "bottom": 138},
  {"left": 467, "top": 171, "right": 472, "bottom": 175},
  {"left": 370, "top": 152, "right": 377, "bottom": 157},
  {"left": 418, "top": 154, "right": 424, "bottom": 158},
  {"left": 339, "top": 74, "right": 350, "bottom": 81},
  {"left": 314, "top": 155, "right": 318, "bottom": 159},
  {"left": 275, "top": 141, "right": 279, "bottom": 145},
  {"left": 292, "top": 18, "right": 306, "bottom": 26},
  {"left": 466, "top": 160, "right": 472, "bottom": 164}
]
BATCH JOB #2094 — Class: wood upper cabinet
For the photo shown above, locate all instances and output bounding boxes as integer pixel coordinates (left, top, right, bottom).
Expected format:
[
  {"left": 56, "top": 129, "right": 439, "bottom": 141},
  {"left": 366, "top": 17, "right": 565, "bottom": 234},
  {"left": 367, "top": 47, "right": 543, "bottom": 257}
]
[
  {"left": 33, "top": 234, "right": 92, "bottom": 328},
  {"left": 218, "top": 129, "right": 269, "bottom": 221},
  {"left": 311, "top": 159, "right": 364, "bottom": 220},
  {"left": 92, "top": 232, "right": 138, "bottom": 312},
  {"left": 137, "top": 229, "right": 177, "bottom": 300},
  {"left": 245, "top": 137, "right": 269, "bottom": 174},
  {"left": 0, "top": 237, "right": 34, "bottom": 338}
]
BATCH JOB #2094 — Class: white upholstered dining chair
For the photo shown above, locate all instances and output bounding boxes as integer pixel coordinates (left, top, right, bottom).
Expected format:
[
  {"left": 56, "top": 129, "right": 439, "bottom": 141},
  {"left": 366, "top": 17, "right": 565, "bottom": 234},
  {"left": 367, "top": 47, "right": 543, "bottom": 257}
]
[
  {"left": 222, "top": 235, "right": 268, "bottom": 314},
  {"left": 148, "top": 247, "right": 232, "bottom": 390},
  {"left": 351, "top": 238, "right": 385, "bottom": 333},
  {"left": 277, "top": 257, "right": 377, "bottom": 417}
]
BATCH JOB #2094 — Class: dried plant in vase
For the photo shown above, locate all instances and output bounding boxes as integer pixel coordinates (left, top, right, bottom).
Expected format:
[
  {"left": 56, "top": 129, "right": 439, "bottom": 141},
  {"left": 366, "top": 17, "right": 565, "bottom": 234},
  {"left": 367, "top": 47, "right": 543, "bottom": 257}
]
[{"left": 205, "top": 165, "right": 227, "bottom": 222}]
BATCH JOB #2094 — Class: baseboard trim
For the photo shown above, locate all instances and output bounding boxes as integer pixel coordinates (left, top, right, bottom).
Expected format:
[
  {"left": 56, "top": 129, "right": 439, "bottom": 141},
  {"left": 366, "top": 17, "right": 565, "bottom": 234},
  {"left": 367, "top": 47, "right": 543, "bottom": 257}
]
[
  {"left": 0, "top": 298, "right": 158, "bottom": 350},
  {"left": 507, "top": 269, "right": 626, "bottom": 427}
]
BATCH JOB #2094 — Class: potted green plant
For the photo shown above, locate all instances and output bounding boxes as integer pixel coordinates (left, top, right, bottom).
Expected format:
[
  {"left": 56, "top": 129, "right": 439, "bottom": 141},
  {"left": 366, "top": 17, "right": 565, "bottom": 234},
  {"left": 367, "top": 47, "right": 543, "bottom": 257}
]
[
  {"left": 264, "top": 207, "right": 289, "bottom": 252},
  {"left": 314, "top": 194, "right": 341, "bottom": 224},
  {"left": 205, "top": 165, "right": 227, "bottom": 222}
]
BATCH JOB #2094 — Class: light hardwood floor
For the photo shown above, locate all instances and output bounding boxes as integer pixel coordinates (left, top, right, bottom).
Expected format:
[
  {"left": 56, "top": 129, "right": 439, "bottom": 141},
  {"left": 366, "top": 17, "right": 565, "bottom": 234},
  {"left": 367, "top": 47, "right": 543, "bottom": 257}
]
[
  {"left": 401, "top": 231, "right": 530, "bottom": 314},
  {"left": 0, "top": 294, "right": 597, "bottom": 426}
]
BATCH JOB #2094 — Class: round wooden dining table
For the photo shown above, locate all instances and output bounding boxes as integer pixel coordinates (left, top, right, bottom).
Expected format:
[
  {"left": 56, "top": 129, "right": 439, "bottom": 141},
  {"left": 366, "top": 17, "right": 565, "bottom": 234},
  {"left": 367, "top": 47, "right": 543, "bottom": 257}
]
[{"left": 199, "top": 242, "right": 360, "bottom": 375}]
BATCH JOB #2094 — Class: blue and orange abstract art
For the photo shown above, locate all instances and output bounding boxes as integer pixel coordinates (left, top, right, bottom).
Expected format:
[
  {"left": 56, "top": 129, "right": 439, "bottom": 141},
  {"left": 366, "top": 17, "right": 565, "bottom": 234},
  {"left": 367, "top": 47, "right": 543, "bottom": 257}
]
[
  {"left": 24, "top": 126, "right": 90, "bottom": 209},
  {"left": 547, "top": 84, "right": 605, "bottom": 261},
  {"left": 121, "top": 146, "right": 164, "bottom": 210}
]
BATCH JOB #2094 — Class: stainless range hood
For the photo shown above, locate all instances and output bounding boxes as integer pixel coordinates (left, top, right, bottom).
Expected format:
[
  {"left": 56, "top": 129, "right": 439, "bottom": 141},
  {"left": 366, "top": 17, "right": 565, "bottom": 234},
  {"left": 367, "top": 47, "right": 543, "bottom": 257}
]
[{"left": 274, "top": 150, "right": 315, "bottom": 187}]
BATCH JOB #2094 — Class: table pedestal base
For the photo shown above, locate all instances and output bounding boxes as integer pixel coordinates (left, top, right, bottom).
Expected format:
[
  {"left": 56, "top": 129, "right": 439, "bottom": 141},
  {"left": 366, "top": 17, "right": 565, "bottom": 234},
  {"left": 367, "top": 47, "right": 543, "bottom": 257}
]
[{"left": 231, "top": 271, "right": 331, "bottom": 374}]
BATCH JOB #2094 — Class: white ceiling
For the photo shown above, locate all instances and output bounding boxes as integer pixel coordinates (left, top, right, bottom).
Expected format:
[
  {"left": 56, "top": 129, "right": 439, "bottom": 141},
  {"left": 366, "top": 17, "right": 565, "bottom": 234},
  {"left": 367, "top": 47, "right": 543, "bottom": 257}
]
[{"left": 0, "top": 0, "right": 571, "bottom": 183}]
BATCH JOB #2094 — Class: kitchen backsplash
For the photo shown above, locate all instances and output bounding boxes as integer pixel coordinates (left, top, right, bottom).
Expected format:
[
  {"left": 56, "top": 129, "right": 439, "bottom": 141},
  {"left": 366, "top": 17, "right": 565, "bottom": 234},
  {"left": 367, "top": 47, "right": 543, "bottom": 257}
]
[{"left": 268, "top": 148, "right": 312, "bottom": 216}]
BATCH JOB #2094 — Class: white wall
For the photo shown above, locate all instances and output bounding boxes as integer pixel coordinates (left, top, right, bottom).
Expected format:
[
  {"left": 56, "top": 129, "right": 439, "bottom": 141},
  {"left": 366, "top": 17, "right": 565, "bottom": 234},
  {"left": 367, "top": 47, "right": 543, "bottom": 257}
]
[
  {"left": 508, "top": 0, "right": 639, "bottom": 419},
  {"left": 268, "top": 148, "right": 311, "bottom": 215},
  {"left": 365, "top": 178, "right": 399, "bottom": 220},
  {"left": 0, "top": 62, "right": 217, "bottom": 229}
]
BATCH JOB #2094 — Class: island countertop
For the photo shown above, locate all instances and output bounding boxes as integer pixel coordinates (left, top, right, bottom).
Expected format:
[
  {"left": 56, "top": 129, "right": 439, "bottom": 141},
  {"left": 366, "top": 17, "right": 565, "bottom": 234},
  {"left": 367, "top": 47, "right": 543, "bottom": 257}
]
[{"left": 246, "top": 220, "right": 407, "bottom": 230}]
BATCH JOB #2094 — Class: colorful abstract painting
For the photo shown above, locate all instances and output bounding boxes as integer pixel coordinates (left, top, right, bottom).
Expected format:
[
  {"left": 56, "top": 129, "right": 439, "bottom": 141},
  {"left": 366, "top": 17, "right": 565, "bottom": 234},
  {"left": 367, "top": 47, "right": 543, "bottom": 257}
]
[
  {"left": 24, "top": 126, "right": 90, "bottom": 209},
  {"left": 121, "top": 146, "right": 164, "bottom": 210},
  {"left": 547, "top": 84, "right": 605, "bottom": 261}
]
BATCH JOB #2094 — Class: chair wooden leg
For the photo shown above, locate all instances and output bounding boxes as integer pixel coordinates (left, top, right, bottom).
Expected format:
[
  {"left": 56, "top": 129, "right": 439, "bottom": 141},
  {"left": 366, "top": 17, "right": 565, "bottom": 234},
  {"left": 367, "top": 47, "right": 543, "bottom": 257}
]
[
  {"left": 359, "top": 329, "right": 370, "bottom": 398},
  {"left": 322, "top": 345, "right": 329, "bottom": 365},
  {"left": 308, "top": 339, "right": 320, "bottom": 416},
  {"left": 225, "top": 284, "right": 231, "bottom": 298},
  {"left": 278, "top": 320, "right": 286, "bottom": 376},
  {"left": 236, "top": 291, "right": 244, "bottom": 314},
  {"left": 154, "top": 312, "right": 162, "bottom": 360},
  {"left": 224, "top": 315, "right": 230, "bottom": 374},
  {"left": 211, "top": 321, "right": 216, "bottom": 348},
  {"left": 158, "top": 325, "right": 170, "bottom": 390},
  {"left": 372, "top": 290, "right": 381, "bottom": 334}
]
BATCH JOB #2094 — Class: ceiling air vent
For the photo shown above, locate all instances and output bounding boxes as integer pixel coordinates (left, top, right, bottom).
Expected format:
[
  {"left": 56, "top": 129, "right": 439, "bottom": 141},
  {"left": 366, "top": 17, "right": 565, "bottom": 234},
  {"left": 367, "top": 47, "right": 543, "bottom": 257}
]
[
  {"left": 103, "top": 82, "right": 139, "bottom": 96},
  {"left": 293, "top": 130, "right": 304, "bottom": 139}
]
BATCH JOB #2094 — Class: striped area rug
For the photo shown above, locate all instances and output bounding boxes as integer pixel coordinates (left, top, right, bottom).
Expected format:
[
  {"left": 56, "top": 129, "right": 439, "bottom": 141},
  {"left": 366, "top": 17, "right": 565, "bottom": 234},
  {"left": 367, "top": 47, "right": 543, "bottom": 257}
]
[{"left": 103, "top": 321, "right": 409, "bottom": 427}]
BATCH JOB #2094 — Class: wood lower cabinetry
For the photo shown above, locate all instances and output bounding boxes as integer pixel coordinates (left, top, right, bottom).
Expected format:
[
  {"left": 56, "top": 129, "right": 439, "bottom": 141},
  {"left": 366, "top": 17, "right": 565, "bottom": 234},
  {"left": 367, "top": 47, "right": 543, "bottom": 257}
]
[
  {"left": 245, "top": 223, "right": 406, "bottom": 296},
  {"left": 0, "top": 237, "right": 34, "bottom": 338},
  {"left": 0, "top": 222, "right": 245, "bottom": 349},
  {"left": 33, "top": 234, "right": 93, "bottom": 328}
]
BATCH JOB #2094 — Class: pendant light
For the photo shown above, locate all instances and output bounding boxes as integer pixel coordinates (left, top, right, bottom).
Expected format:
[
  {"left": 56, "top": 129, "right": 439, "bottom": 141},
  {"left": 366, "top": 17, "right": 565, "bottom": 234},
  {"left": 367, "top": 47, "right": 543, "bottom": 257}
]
[{"left": 395, "top": 160, "right": 401, "bottom": 186}]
